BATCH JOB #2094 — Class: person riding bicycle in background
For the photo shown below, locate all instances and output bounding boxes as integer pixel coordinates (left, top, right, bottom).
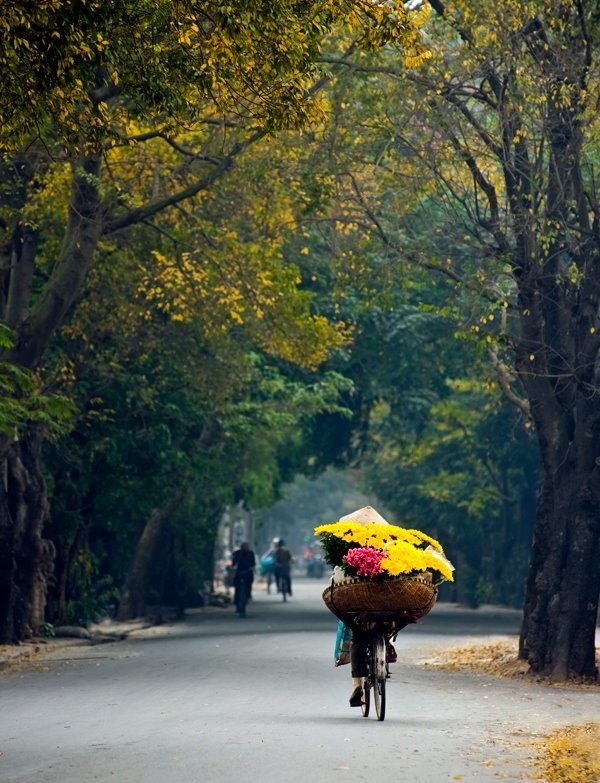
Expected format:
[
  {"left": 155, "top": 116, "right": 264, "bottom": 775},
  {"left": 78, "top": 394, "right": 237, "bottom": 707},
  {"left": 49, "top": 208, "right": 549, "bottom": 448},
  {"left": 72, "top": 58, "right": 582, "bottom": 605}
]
[
  {"left": 274, "top": 538, "right": 293, "bottom": 598},
  {"left": 231, "top": 541, "right": 256, "bottom": 616},
  {"left": 259, "top": 537, "right": 280, "bottom": 594}
]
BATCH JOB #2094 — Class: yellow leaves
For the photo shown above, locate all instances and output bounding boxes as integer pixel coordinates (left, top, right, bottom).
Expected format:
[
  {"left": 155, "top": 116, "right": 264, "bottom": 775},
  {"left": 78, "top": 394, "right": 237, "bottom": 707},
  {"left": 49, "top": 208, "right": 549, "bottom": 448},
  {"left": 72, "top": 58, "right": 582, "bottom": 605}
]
[
  {"left": 137, "top": 227, "right": 344, "bottom": 372},
  {"left": 20, "top": 161, "right": 71, "bottom": 241},
  {"left": 535, "top": 723, "right": 600, "bottom": 783},
  {"left": 410, "top": 2, "right": 431, "bottom": 29},
  {"left": 404, "top": 52, "right": 431, "bottom": 69}
]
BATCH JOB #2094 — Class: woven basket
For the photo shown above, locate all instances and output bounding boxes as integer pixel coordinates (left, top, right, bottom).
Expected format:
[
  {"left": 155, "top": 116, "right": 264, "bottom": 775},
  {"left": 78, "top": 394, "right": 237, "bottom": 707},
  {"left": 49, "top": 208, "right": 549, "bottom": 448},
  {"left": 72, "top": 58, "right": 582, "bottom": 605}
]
[{"left": 322, "top": 574, "right": 437, "bottom": 625}]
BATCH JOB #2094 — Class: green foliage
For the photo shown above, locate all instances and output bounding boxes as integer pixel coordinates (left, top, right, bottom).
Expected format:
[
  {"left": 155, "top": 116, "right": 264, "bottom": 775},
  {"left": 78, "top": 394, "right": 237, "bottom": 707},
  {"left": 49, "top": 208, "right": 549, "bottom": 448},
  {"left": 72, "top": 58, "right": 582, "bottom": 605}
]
[
  {"left": 37, "top": 622, "right": 55, "bottom": 638},
  {"left": 355, "top": 312, "right": 538, "bottom": 607},
  {"left": 5, "top": 0, "right": 574, "bottom": 633},
  {"left": 0, "top": 324, "right": 74, "bottom": 438},
  {"left": 0, "top": 0, "right": 426, "bottom": 150},
  {"left": 42, "top": 219, "right": 355, "bottom": 615},
  {"left": 318, "top": 532, "right": 360, "bottom": 566}
]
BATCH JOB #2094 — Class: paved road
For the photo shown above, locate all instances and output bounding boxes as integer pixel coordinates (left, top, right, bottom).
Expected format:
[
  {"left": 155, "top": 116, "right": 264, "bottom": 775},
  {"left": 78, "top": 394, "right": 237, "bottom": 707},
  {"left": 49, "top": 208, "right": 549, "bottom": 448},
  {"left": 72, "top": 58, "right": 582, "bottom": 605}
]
[{"left": 0, "top": 578, "right": 597, "bottom": 782}]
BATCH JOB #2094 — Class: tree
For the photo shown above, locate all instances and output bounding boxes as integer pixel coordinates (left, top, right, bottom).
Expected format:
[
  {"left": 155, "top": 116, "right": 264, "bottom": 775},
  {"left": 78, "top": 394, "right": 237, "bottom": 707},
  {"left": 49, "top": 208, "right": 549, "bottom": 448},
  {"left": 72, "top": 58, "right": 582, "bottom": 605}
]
[
  {"left": 0, "top": 0, "right": 426, "bottom": 641},
  {"left": 317, "top": 0, "right": 600, "bottom": 679},
  {"left": 257, "top": 69, "right": 538, "bottom": 609},
  {"left": 38, "top": 145, "right": 354, "bottom": 623}
]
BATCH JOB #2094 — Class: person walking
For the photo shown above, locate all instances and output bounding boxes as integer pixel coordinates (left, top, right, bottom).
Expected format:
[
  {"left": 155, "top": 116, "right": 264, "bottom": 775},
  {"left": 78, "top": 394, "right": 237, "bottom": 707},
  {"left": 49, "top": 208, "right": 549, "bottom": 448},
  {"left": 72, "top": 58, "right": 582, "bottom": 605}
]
[
  {"left": 274, "top": 539, "right": 293, "bottom": 600},
  {"left": 231, "top": 541, "right": 256, "bottom": 616}
]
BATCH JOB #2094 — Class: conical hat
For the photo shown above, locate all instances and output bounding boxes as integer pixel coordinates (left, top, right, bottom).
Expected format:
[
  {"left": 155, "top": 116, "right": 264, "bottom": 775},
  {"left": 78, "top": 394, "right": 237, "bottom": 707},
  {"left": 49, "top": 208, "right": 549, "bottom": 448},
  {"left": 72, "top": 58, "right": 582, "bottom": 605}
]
[{"left": 339, "top": 505, "right": 390, "bottom": 526}]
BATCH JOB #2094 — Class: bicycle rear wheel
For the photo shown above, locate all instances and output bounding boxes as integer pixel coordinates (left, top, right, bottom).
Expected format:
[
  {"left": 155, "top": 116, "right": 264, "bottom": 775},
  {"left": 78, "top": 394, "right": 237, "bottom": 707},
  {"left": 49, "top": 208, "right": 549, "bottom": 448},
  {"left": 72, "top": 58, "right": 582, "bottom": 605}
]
[
  {"left": 373, "top": 634, "right": 387, "bottom": 721},
  {"left": 373, "top": 676, "right": 386, "bottom": 720}
]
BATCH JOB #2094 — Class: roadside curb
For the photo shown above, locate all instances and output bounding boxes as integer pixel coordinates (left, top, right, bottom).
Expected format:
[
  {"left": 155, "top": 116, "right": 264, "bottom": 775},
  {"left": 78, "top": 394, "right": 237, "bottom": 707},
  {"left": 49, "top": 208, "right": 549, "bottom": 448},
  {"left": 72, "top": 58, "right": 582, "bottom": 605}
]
[
  {"left": 0, "top": 603, "right": 234, "bottom": 672},
  {"left": 0, "top": 620, "right": 173, "bottom": 671}
]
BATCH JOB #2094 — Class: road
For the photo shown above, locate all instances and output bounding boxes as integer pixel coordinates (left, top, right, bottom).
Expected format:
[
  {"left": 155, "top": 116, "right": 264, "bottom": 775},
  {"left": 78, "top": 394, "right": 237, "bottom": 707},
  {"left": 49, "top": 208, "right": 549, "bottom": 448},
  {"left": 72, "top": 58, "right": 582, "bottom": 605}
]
[{"left": 0, "top": 578, "right": 598, "bottom": 783}]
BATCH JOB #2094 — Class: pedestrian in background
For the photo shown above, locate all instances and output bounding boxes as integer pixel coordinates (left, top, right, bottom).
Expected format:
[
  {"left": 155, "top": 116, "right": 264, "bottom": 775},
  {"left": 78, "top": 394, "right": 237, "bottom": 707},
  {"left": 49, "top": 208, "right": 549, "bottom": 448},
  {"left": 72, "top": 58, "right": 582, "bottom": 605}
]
[
  {"left": 274, "top": 539, "right": 293, "bottom": 600},
  {"left": 231, "top": 541, "right": 256, "bottom": 616}
]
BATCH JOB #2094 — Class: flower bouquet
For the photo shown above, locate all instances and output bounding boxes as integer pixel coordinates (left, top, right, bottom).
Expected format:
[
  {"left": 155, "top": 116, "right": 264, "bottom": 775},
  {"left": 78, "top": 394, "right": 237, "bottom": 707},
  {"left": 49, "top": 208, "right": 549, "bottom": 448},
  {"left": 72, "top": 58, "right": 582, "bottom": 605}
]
[{"left": 315, "top": 506, "right": 454, "bottom": 625}]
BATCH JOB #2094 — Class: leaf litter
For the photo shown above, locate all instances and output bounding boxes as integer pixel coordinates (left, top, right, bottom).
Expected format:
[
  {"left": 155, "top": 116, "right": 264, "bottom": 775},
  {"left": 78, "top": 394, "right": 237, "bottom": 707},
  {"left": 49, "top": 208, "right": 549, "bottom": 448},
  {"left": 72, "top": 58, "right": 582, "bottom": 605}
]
[{"left": 420, "top": 638, "right": 600, "bottom": 783}]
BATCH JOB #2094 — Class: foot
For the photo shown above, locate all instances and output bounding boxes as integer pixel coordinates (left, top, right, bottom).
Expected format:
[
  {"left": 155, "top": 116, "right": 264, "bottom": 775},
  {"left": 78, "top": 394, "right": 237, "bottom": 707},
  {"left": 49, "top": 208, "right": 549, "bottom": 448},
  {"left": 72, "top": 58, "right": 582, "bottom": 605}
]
[{"left": 349, "top": 686, "right": 363, "bottom": 707}]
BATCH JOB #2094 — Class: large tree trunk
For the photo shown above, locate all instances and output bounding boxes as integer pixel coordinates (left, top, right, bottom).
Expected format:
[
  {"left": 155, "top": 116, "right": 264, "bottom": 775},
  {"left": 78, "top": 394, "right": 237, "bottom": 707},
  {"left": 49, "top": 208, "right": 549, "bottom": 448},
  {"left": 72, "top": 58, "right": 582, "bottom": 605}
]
[
  {"left": 520, "top": 481, "right": 600, "bottom": 680},
  {"left": 497, "top": 8, "right": 600, "bottom": 680},
  {"left": 519, "top": 361, "right": 600, "bottom": 680},
  {"left": 0, "top": 431, "right": 54, "bottom": 643},
  {"left": 520, "top": 467, "right": 600, "bottom": 679},
  {"left": 117, "top": 490, "right": 188, "bottom": 621}
]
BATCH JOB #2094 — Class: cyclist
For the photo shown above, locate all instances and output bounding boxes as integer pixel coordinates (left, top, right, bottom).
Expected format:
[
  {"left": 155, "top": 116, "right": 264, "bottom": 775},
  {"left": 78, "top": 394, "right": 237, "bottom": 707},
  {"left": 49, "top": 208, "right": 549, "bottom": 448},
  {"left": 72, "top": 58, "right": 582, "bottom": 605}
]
[
  {"left": 231, "top": 541, "right": 256, "bottom": 616},
  {"left": 259, "top": 538, "right": 280, "bottom": 593}
]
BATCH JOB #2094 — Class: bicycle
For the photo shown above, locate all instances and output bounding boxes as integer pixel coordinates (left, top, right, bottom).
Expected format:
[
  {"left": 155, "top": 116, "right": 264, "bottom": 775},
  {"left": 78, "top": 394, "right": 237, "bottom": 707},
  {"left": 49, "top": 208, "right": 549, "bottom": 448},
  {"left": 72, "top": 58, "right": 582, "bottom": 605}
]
[
  {"left": 323, "top": 573, "right": 439, "bottom": 722},
  {"left": 276, "top": 566, "right": 291, "bottom": 602},
  {"left": 353, "top": 623, "right": 396, "bottom": 721}
]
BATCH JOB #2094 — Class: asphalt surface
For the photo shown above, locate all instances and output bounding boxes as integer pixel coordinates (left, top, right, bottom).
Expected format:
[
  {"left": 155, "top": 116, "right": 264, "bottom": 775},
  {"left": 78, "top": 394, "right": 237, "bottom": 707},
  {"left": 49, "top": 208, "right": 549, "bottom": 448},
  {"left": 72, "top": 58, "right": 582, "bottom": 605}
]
[{"left": 0, "top": 578, "right": 598, "bottom": 782}]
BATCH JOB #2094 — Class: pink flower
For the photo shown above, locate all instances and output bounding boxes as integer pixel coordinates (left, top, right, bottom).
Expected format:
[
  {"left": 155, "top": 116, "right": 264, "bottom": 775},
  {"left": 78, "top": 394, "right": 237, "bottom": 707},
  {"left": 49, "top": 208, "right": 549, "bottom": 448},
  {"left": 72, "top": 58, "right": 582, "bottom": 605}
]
[{"left": 343, "top": 547, "right": 388, "bottom": 579}]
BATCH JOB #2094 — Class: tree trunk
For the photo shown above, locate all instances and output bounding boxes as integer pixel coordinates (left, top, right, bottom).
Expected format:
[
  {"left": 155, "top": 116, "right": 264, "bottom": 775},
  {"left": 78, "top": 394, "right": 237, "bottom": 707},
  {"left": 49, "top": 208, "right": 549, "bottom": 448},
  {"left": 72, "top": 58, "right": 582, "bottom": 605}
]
[
  {"left": 520, "top": 472, "right": 600, "bottom": 680},
  {"left": 517, "top": 302, "right": 600, "bottom": 680},
  {"left": 0, "top": 431, "right": 54, "bottom": 643},
  {"left": 0, "top": 148, "right": 103, "bottom": 644},
  {"left": 117, "top": 490, "right": 187, "bottom": 621},
  {"left": 501, "top": 10, "right": 600, "bottom": 680}
]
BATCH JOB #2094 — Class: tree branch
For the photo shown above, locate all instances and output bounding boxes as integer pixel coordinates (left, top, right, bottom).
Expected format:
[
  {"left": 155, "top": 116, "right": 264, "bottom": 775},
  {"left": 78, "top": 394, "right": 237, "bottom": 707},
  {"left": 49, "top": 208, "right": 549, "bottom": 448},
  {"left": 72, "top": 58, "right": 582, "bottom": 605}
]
[
  {"left": 103, "top": 131, "right": 263, "bottom": 235},
  {"left": 10, "top": 153, "right": 103, "bottom": 369},
  {"left": 489, "top": 346, "right": 532, "bottom": 420}
]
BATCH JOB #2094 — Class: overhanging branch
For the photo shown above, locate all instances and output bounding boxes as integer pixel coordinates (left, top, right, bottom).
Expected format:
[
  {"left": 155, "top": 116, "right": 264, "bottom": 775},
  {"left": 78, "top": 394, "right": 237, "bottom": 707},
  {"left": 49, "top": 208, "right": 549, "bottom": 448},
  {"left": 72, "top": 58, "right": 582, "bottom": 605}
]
[{"left": 489, "top": 346, "right": 531, "bottom": 420}]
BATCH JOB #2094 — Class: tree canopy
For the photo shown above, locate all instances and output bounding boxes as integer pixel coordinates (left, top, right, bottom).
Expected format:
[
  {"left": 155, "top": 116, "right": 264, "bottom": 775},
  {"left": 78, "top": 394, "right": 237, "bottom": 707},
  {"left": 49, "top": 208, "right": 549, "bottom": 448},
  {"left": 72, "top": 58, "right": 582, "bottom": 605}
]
[
  {"left": 303, "top": 0, "right": 600, "bottom": 679},
  {"left": 0, "top": 0, "right": 428, "bottom": 639},
  {"left": 2, "top": 0, "right": 599, "bottom": 686}
]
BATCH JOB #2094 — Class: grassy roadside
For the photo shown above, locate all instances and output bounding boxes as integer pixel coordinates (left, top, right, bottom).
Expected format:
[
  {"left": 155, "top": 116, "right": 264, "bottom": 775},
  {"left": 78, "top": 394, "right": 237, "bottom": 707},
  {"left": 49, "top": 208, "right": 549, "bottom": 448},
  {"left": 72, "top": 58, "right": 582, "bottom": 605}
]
[{"left": 420, "top": 639, "right": 600, "bottom": 783}]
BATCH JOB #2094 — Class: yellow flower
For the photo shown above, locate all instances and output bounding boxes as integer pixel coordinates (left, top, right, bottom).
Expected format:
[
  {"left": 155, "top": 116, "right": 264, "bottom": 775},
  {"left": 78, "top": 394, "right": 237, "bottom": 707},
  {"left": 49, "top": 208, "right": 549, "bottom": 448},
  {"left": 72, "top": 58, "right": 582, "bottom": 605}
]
[
  {"left": 313, "top": 520, "right": 444, "bottom": 552},
  {"left": 382, "top": 540, "right": 454, "bottom": 581},
  {"left": 314, "top": 519, "right": 454, "bottom": 582}
]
